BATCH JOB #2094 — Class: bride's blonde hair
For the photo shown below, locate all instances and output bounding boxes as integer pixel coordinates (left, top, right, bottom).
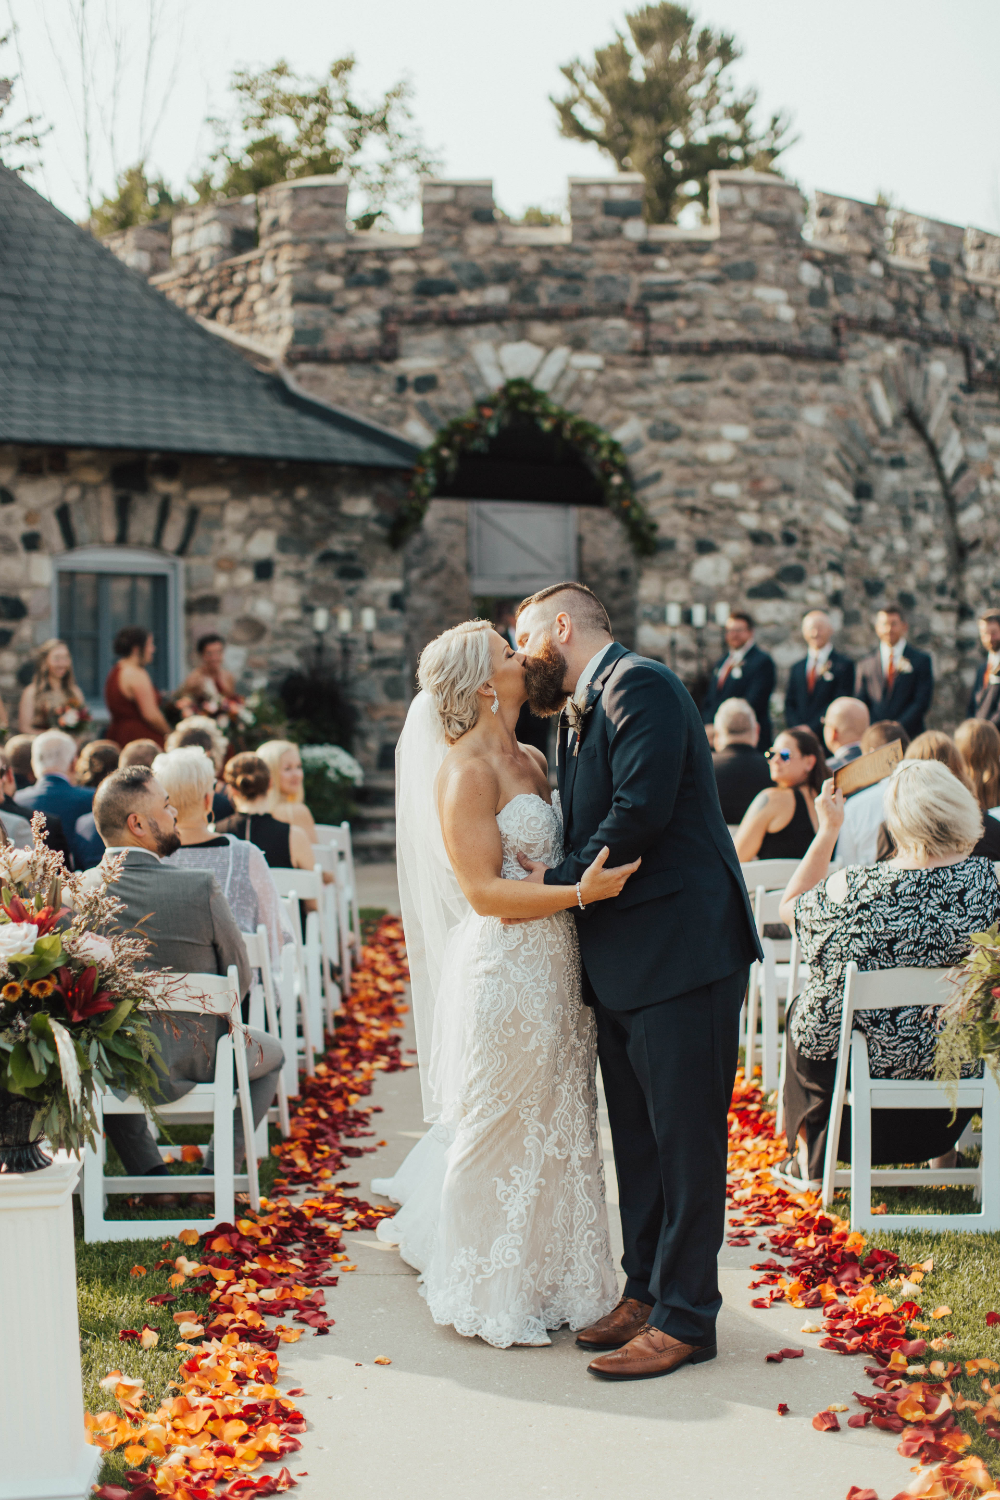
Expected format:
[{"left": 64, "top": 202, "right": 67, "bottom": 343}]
[{"left": 417, "top": 620, "right": 494, "bottom": 744}]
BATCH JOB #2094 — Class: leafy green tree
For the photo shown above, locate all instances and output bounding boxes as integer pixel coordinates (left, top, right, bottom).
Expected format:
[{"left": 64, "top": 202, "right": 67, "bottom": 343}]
[
  {"left": 0, "top": 37, "right": 47, "bottom": 176},
  {"left": 552, "top": 3, "right": 793, "bottom": 223},
  {"left": 90, "top": 162, "right": 183, "bottom": 235},
  {"left": 196, "top": 56, "right": 439, "bottom": 230}
]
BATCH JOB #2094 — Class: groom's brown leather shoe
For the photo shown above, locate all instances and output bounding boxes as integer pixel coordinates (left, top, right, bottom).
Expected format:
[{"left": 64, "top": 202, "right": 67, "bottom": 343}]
[
  {"left": 575, "top": 1296, "right": 653, "bottom": 1349},
  {"left": 587, "top": 1325, "right": 717, "bottom": 1380}
]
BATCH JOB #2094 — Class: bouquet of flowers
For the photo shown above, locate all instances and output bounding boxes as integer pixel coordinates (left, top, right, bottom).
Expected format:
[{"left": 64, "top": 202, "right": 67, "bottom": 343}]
[
  {"left": 934, "top": 923, "right": 1000, "bottom": 1103},
  {"left": 300, "top": 743, "right": 364, "bottom": 825},
  {"left": 56, "top": 701, "right": 91, "bottom": 732},
  {"left": 0, "top": 819, "right": 165, "bottom": 1159}
]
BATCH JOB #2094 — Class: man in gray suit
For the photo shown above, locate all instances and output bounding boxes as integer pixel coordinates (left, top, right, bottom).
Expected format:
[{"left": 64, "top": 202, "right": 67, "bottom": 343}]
[{"left": 93, "top": 766, "right": 283, "bottom": 1197}]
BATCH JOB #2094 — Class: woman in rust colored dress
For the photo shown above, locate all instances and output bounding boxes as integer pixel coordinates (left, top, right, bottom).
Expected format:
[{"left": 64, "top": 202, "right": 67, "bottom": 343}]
[{"left": 104, "top": 626, "right": 171, "bottom": 750}]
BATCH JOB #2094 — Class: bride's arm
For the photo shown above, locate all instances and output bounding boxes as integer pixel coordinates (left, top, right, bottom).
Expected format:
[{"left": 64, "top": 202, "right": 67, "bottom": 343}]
[{"left": 440, "top": 762, "right": 639, "bottom": 919}]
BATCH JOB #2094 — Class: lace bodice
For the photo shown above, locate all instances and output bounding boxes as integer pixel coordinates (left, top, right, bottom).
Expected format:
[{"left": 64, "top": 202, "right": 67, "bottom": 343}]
[{"left": 496, "top": 792, "right": 563, "bottom": 879}]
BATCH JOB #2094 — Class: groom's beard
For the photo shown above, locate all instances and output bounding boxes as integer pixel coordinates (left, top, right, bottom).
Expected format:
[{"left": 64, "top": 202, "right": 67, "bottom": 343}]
[{"left": 523, "top": 638, "right": 571, "bottom": 718}]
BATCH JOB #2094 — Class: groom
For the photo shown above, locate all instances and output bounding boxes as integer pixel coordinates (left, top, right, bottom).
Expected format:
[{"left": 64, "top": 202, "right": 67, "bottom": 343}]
[{"left": 515, "top": 582, "right": 761, "bottom": 1381}]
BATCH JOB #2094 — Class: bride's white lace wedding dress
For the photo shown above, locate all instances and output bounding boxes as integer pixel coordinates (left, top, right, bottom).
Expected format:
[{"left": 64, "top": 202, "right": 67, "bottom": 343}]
[{"left": 373, "top": 791, "right": 617, "bottom": 1348}]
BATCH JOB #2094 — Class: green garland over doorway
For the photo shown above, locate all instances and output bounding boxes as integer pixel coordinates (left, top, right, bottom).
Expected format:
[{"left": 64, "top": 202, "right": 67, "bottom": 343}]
[{"left": 389, "top": 378, "right": 658, "bottom": 555}]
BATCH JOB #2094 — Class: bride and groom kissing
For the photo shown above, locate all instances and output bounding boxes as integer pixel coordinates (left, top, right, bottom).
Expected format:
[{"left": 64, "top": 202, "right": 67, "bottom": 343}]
[{"left": 374, "top": 582, "right": 761, "bottom": 1380}]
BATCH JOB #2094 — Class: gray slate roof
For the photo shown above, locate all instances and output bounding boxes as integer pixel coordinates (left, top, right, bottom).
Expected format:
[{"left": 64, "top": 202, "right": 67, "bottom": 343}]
[{"left": 0, "top": 166, "right": 417, "bottom": 469}]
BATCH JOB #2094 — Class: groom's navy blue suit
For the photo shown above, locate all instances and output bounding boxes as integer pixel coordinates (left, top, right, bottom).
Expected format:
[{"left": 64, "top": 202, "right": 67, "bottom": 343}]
[{"left": 543, "top": 640, "right": 761, "bottom": 1348}]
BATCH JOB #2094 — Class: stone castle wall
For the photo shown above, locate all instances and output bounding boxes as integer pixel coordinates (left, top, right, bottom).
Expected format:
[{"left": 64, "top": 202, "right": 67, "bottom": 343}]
[{"left": 107, "top": 169, "right": 1000, "bottom": 730}]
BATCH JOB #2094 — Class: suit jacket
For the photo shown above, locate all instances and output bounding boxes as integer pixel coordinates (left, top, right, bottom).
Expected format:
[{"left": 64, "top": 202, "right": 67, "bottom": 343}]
[
  {"left": 15, "top": 774, "right": 93, "bottom": 867},
  {"left": 543, "top": 643, "right": 761, "bottom": 1010},
  {"left": 967, "top": 660, "right": 1000, "bottom": 727},
  {"left": 701, "top": 643, "right": 776, "bottom": 747},
  {"left": 712, "top": 743, "right": 772, "bottom": 826},
  {"left": 854, "top": 643, "right": 934, "bottom": 736},
  {"left": 101, "top": 847, "right": 251, "bottom": 1102},
  {"left": 784, "top": 650, "right": 855, "bottom": 736}
]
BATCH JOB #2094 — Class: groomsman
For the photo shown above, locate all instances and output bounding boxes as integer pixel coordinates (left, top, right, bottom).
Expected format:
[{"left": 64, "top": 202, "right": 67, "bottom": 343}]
[
  {"left": 784, "top": 610, "right": 855, "bottom": 736},
  {"left": 967, "top": 610, "right": 1000, "bottom": 728},
  {"left": 855, "top": 605, "right": 934, "bottom": 737},
  {"left": 701, "top": 611, "right": 776, "bottom": 748}
]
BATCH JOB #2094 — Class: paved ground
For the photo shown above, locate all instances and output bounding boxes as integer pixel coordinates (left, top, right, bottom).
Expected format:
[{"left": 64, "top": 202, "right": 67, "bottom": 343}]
[{"left": 279, "top": 864, "right": 910, "bottom": 1500}]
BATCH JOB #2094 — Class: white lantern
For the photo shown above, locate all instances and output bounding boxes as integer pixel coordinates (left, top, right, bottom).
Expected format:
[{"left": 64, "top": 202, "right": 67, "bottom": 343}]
[
  {"left": 337, "top": 608, "right": 353, "bottom": 635},
  {"left": 691, "top": 603, "right": 708, "bottom": 628},
  {"left": 312, "top": 607, "right": 330, "bottom": 634},
  {"left": 360, "top": 607, "right": 377, "bottom": 633},
  {"left": 714, "top": 601, "right": 730, "bottom": 624},
  {"left": 665, "top": 602, "right": 682, "bottom": 626}
]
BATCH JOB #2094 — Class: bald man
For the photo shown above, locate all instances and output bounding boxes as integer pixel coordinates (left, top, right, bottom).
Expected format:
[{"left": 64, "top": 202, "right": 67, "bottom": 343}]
[
  {"left": 783, "top": 611, "right": 855, "bottom": 736},
  {"left": 823, "top": 696, "right": 871, "bottom": 772}
]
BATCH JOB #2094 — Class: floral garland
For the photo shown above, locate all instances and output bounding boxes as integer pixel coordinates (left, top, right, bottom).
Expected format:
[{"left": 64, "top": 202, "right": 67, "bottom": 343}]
[{"left": 389, "top": 378, "right": 658, "bottom": 557}]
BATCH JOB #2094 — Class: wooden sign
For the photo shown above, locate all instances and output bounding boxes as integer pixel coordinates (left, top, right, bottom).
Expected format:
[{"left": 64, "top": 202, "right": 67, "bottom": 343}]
[{"left": 833, "top": 739, "right": 903, "bottom": 796}]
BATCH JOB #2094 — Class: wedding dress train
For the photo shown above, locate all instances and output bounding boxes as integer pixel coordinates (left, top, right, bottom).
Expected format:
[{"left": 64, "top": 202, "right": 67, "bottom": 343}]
[{"left": 373, "top": 792, "right": 617, "bottom": 1348}]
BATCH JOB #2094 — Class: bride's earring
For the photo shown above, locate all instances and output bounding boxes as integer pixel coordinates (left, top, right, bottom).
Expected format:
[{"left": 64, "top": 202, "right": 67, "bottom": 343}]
[{"left": 490, "top": 688, "right": 500, "bottom": 715}]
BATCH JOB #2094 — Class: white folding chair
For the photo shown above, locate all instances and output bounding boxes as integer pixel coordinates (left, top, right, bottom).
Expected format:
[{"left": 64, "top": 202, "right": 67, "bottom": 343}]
[
  {"left": 744, "top": 887, "right": 790, "bottom": 1092},
  {"left": 739, "top": 858, "right": 801, "bottom": 894},
  {"left": 270, "top": 866, "right": 332, "bottom": 1038},
  {"left": 821, "top": 962, "right": 1000, "bottom": 1230},
  {"left": 774, "top": 927, "right": 805, "bottom": 1136},
  {"left": 82, "top": 966, "right": 259, "bottom": 1242},
  {"left": 241, "top": 926, "right": 291, "bottom": 1140},
  {"left": 311, "top": 842, "right": 345, "bottom": 1016},
  {"left": 277, "top": 893, "right": 316, "bottom": 1080},
  {"left": 315, "top": 822, "right": 360, "bottom": 992}
]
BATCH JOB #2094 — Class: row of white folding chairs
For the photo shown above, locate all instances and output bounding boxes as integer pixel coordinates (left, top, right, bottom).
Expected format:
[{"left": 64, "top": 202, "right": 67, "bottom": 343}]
[
  {"left": 739, "top": 860, "right": 802, "bottom": 1091},
  {"left": 315, "top": 822, "right": 360, "bottom": 991}
]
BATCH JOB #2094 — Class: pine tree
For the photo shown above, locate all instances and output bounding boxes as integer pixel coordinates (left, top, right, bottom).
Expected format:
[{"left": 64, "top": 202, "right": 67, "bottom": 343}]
[{"left": 90, "top": 163, "right": 182, "bottom": 235}]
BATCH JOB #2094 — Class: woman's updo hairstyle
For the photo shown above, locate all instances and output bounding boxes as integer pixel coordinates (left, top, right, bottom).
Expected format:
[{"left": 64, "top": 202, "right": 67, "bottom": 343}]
[
  {"left": 223, "top": 752, "right": 271, "bottom": 802},
  {"left": 418, "top": 619, "right": 494, "bottom": 744}
]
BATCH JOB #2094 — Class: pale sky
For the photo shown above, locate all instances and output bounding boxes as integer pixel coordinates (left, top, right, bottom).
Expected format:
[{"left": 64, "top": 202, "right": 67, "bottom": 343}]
[{"left": 6, "top": 0, "right": 1000, "bottom": 235}]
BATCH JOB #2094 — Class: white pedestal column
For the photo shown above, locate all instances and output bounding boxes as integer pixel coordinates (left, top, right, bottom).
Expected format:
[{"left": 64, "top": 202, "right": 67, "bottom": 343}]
[{"left": 0, "top": 1158, "right": 101, "bottom": 1500}]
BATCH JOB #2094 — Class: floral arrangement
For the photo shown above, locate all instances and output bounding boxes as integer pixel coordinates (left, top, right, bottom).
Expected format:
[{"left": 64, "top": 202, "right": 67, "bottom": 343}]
[
  {"left": 300, "top": 744, "right": 365, "bottom": 786},
  {"left": 933, "top": 923, "right": 1000, "bottom": 1101},
  {"left": 0, "top": 820, "right": 165, "bottom": 1156},
  {"left": 56, "top": 701, "right": 91, "bottom": 732},
  {"left": 389, "top": 377, "right": 659, "bottom": 556},
  {"left": 299, "top": 744, "right": 364, "bottom": 826}
]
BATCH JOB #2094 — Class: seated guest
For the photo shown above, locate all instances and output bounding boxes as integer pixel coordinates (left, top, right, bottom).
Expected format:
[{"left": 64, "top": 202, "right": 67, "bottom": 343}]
[
  {"left": 955, "top": 719, "right": 1000, "bottom": 818},
  {"left": 72, "top": 739, "right": 120, "bottom": 869},
  {"left": 119, "top": 738, "right": 162, "bottom": 770},
  {"left": 165, "top": 716, "right": 233, "bottom": 823},
  {"left": 154, "top": 747, "right": 291, "bottom": 965},
  {"left": 834, "top": 721, "right": 910, "bottom": 867},
  {"left": 711, "top": 699, "right": 771, "bottom": 825},
  {"left": 91, "top": 765, "right": 282, "bottom": 1199},
  {"left": 701, "top": 612, "right": 776, "bottom": 748},
  {"left": 256, "top": 740, "right": 317, "bottom": 841},
  {"left": 0, "top": 751, "right": 34, "bottom": 847},
  {"left": 966, "top": 610, "right": 1000, "bottom": 728},
  {"left": 733, "top": 727, "right": 826, "bottom": 863},
  {"left": 221, "top": 753, "right": 315, "bottom": 873},
  {"left": 876, "top": 730, "right": 1000, "bottom": 861},
  {"left": 14, "top": 729, "right": 93, "bottom": 867},
  {"left": 784, "top": 611, "right": 855, "bottom": 737},
  {"left": 5, "top": 733, "right": 36, "bottom": 789},
  {"left": 855, "top": 605, "right": 933, "bottom": 736},
  {"left": 822, "top": 697, "right": 870, "bottom": 773},
  {"left": 776, "top": 760, "right": 1000, "bottom": 1185}
]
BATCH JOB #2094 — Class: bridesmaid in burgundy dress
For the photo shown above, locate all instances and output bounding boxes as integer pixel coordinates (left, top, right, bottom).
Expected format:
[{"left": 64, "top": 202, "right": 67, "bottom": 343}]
[{"left": 104, "top": 626, "right": 171, "bottom": 750}]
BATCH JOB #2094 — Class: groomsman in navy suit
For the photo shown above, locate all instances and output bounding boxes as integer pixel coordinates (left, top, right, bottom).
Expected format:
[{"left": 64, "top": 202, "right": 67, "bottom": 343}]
[
  {"left": 784, "top": 610, "right": 855, "bottom": 736},
  {"left": 701, "top": 612, "right": 776, "bottom": 747},
  {"left": 967, "top": 610, "right": 1000, "bottom": 728},
  {"left": 855, "top": 605, "right": 934, "bottom": 736}
]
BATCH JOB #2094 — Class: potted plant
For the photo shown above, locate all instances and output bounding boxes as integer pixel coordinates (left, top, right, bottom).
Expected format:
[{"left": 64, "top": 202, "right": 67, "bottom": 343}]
[{"left": 0, "top": 820, "right": 164, "bottom": 1172}]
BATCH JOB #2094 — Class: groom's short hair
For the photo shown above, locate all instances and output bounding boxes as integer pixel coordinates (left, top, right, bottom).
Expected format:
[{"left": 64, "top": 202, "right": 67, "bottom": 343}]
[{"left": 515, "top": 582, "right": 612, "bottom": 637}]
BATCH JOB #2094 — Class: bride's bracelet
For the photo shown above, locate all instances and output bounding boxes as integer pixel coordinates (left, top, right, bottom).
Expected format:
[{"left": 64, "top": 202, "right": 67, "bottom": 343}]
[{"left": 576, "top": 881, "right": 585, "bottom": 910}]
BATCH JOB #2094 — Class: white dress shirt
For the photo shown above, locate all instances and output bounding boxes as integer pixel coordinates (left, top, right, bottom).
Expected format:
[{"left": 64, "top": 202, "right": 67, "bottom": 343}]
[
  {"left": 719, "top": 640, "right": 752, "bottom": 680},
  {"left": 568, "top": 644, "right": 614, "bottom": 749},
  {"left": 834, "top": 780, "right": 888, "bottom": 867},
  {"left": 806, "top": 643, "right": 833, "bottom": 678},
  {"left": 879, "top": 639, "right": 907, "bottom": 678}
]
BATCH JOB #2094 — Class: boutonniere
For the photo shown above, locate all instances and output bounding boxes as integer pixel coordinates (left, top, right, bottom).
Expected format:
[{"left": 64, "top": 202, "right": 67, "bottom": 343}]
[
  {"left": 566, "top": 689, "right": 601, "bottom": 756},
  {"left": 989, "top": 674, "right": 1000, "bottom": 686},
  {"left": 730, "top": 666, "right": 743, "bottom": 680},
  {"left": 896, "top": 658, "right": 914, "bottom": 675},
  {"left": 821, "top": 670, "right": 834, "bottom": 683}
]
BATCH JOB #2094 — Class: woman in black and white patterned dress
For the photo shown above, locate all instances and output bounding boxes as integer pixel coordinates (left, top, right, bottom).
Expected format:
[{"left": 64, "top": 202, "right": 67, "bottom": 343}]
[{"left": 774, "top": 758, "right": 1000, "bottom": 1185}]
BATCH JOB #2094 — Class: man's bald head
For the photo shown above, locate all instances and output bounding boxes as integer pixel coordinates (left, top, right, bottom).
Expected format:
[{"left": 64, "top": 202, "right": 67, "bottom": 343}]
[{"left": 823, "top": 696, "right": 870, "bottom": 755}]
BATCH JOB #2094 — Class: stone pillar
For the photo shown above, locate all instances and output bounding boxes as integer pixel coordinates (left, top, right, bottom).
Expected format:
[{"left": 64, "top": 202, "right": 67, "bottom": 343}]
[
  {"left": 891, "top": 210, "right": 965, "bottom": 271},
  {"left": 170, "top": 197, "right": 258, "bottom": 273},
  {"left": 0, "top": 1157, "right": 100, "bottom": 1500},
  {"left": 709, "top": 170, "right": 804, "bottom": 246},
  {"left": 257, "top": 174, "right": 349, "bottom": 250},
  {"left": 965, "top": 226, "right": 1000, "bottom": 279},
  {"left": 569, "top": 175, "right": 645, "bottom": 243},
  {"left": 420, "top": 179, "right": 496, "bottom": 247},
  {"left": 811, "top": 192, "right": 888, "bottom": 256}
]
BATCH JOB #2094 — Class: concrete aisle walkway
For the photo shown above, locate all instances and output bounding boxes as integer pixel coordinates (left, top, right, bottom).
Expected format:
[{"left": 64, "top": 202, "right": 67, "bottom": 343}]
[{"left": 276, "top": 866, "right": 910, "bottom": 1500}]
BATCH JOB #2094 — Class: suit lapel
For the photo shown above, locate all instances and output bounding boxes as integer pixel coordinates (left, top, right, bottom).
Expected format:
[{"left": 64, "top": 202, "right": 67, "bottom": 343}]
[{"left": 562, "top": 642, "right": 629, "bottom": 831}]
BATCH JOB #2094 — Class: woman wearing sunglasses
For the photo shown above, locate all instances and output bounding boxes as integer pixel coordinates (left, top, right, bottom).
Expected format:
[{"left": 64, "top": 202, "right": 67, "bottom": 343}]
[{"left": 733, "top": 726, "right": 827, "bottom": 863}]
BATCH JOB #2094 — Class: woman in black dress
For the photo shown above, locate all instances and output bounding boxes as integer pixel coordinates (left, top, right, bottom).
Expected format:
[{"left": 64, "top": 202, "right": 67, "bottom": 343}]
[
  {"left": 733, "top": 726, "right": 826, "bottom": 863},
  {"left": 219, "top": 753, "right": 316, "bottom": 875}
]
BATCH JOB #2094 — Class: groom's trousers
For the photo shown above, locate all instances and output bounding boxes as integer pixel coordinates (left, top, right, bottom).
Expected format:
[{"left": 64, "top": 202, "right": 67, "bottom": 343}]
[{"left": 594, "top": 965, "right": 747, "bottom": 1349}]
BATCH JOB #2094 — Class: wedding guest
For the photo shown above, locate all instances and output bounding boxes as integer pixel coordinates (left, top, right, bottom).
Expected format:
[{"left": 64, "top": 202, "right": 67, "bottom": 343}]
[
  {"left": 0, "top": 752, "right": 34, "bottom": 847},
  {"left": 711, "top": 699, "right": 771, "bottom": 825},
  {"left": 855, "top": 605, "right": 933, "bottom": 736},
  {"left": 876, "top": 730, "right": 1000, "bottom": 862},
  {"left": 91, "top": 765, "right": 281, "bottom": 1202},
  {"left": 104, "top": 626, "right": 171, "bottom": 750},
  {"left": 701, "top": 612, "right": 776, "bottom": 748},
  {"left": 175, "top": 633, "right": 239, "bottom": 714},
  {"left": 966, "top": 610, "right": 1000, "bottom": 728},
  {"left": 955, "top": 719, "right": 1000, "bottom": 816},
  {"left": 1, "top": 738, "right": 68, "bottom": 858},
  {"left": 775, "top": 760, "right": 999, "bottom": 1186},
  {"left": 18, "top": 639, "right": 86, "bottom": 734},
  {"left": 256, "top": 739, "right": 317, "bottom": 841},
  {"left": 72, "top": 739, "right": 120, "bottom": 869},
  {"left": 119, "top": 739, "right": 163, "bottom": 769},
  {"left": 823, "top": 697, "right": 870, "bottom": 773},
  {"left": 4, "top": 733, "right": 35, "bottom": 788},
  {"left": 14, "top": 728, "right": 93, "bottom": 867},
  {"left": 165, "top": 716, "right": 233, "bottom": 822},
  {"left": 220, "top": 753, "right": 315, "bottom": 876},
  {"left": 733, "top": 727, "right": 826, "bottom": 863},
  {"left": 784, "top": 611, "right": 855, "bottom": 737},
  {"left": 834, "top": 721, "right": 910, "bottom": 867},
  {"left": 154, "top": 747, "right": 291, "bottom": 965}
]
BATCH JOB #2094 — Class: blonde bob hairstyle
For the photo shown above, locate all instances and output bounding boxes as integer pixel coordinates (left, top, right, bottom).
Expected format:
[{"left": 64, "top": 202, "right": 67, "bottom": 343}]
[
  {"left": 417, "top": 619, "right": 494, "bottom": 745},
  {"left": 152, "top": 746, "right": 216, "bottom": 819},
  {"left": 883, "top": 758, "right": 983, "bottom": 861},
  {"left": 257, "top": 740, "right": 303, "bottom": 806}
]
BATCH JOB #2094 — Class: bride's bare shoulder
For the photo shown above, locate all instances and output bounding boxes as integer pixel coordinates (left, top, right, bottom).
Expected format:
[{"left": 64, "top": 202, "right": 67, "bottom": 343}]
[{"left": 436, "top": 743, "right": 500, "bottom": 811}]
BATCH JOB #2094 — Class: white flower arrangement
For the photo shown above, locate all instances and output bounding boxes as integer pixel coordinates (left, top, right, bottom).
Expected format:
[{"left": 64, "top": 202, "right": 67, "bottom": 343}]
[{"left": 299, "top": 743, "right": 365, "bottom": 787}]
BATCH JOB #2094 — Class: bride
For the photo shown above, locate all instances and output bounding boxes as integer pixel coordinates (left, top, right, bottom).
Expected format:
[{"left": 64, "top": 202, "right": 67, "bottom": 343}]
[{"left": 373, "top": 618, "right": 639, "bottom": 1348}]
